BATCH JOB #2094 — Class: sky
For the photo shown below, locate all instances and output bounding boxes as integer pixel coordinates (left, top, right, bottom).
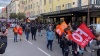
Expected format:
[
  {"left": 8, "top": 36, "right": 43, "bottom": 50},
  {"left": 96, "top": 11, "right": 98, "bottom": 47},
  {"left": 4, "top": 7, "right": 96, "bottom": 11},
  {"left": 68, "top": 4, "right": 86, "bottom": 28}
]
[{"left": 0, "top": 0, "right": 11, "bottom": 13}]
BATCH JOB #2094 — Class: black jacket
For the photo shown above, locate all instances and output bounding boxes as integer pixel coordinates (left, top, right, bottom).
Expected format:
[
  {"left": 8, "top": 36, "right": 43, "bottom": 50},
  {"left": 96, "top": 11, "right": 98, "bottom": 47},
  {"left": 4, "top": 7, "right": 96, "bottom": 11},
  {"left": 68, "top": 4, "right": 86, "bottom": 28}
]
[
  {"left": 31, "top": 25, "right": 37, "bottom": 34},
  {"left": 60, "top": 37, "right": 71, "bottom": 51},
  {"left": 72, "top": 41, "right": 77, "bottom": 51}
]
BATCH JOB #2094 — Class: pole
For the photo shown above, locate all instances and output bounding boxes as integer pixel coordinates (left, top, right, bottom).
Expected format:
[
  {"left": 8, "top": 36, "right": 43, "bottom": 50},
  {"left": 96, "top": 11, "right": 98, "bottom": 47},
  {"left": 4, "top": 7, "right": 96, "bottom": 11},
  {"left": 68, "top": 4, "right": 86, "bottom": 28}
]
[{"left": 87, "top": 0, "right": 90, "bottom": 25}]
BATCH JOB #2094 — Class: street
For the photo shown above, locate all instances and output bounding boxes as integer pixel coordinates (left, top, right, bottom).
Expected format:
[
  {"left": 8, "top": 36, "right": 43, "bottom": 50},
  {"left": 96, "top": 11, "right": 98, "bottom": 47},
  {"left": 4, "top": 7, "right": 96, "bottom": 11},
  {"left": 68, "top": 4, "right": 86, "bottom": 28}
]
[{"left": 1, "top": 29, "right": 91, "bottom": 56}]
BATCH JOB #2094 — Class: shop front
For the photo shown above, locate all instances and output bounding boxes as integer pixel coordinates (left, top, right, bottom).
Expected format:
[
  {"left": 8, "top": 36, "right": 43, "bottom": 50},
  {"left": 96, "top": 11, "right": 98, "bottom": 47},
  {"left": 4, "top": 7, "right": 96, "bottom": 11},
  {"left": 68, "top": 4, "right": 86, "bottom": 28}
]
[{"left": 42, "top": 4, "right": 100, "bottom": 25}]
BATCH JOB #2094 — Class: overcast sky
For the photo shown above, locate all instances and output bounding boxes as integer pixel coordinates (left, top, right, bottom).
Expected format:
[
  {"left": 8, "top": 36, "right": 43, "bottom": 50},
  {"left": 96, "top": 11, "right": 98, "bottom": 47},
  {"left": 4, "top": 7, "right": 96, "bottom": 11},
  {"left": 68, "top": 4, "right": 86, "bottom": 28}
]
[{"left": 0, "top": 0, "right": 11, "bottom": 13}]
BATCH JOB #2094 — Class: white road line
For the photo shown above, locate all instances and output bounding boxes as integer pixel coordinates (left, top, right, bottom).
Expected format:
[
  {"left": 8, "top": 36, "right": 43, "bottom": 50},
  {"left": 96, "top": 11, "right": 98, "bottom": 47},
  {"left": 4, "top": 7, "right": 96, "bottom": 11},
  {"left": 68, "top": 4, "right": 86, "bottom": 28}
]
[
  {"left": 37, "top": 47, "right": 51, "bottom": 56},
  {"left": 7, "top": 33, "right": 13, "bottom": 36},
  {"left": 24, "top": 39, "right": 33, "bottom": 44}
]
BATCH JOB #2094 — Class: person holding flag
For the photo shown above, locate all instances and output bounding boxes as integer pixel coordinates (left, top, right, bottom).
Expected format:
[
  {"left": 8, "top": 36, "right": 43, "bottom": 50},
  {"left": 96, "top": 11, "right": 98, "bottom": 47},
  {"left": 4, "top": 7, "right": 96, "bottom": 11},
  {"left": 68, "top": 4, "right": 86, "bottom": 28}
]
[{"left": 60, "top": 28, "right": 72, "bottom": 56}]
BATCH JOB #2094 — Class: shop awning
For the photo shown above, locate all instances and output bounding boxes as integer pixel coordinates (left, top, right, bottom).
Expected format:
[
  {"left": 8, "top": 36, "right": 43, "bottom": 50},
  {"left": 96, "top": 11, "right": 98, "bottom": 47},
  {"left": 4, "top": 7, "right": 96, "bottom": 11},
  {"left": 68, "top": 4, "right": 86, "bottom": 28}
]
[{"left": 28, "top": 17, "right": 37, "bottom": 20}]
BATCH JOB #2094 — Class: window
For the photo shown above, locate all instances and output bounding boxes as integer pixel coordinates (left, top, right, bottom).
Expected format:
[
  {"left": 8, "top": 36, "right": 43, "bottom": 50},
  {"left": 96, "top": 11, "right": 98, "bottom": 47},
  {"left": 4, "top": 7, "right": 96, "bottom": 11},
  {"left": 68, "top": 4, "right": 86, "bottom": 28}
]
[
  {"left": 73, "top": 2, "right": 75, "bottom": 5},
  {"left": 28, "top": 5, "right": 30, "bottom": 9},
  {"left": 49, "top": 0, "right": 52, "bottom": 4},
  {"left": 31, "top": 4, "right": 32, "bottom": 9},
  {"left": 90, "top": 0, "right": 92, "bottom": 4},
  {"left": 36, "top": 2, "right": 38, "bottom": 7},
  {"left": 78, "top": 0, "right": 81, "bottom": 7},
  {"left": 66, "top": 3, "right": 71, "bottom": 9},
  {"left": 40, "top": 0, "right": 42, "bottom": 6},
  {"left": 56, "top": 6, "right": 61, "bottom": 11},
  {"left": 50, "top": 8, "right": 52, "bottom": 12},
  {"left": 97, "top": 0, "right": 100, "bottom": 4},
  {"left": 44, "top": 0, "right": 46, "bottom": 5}
]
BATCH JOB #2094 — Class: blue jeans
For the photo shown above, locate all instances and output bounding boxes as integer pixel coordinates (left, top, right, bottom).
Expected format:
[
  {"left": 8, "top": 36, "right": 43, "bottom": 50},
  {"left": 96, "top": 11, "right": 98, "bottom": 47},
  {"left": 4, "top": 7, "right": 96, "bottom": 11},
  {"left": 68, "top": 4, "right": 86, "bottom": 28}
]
[
  {"left": 26, "top": 33, "right": 29, "bottom": 41},
  {"left": 14, "top": 34, "right": 17, "bottom": 42}
]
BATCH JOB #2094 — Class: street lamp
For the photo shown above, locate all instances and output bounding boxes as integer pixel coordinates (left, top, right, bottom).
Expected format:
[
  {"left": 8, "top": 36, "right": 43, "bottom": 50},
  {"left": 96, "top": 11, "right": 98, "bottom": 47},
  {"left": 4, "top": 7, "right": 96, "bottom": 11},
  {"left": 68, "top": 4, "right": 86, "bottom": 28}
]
[{"left": 87, "top": 0, "right": 90, "bottom": 25}]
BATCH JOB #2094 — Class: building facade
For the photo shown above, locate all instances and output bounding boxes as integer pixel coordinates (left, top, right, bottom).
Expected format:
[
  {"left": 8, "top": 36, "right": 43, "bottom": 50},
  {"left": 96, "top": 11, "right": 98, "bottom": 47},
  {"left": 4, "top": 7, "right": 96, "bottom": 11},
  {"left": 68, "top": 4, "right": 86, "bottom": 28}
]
[
  {"left": 6, "top": 0, "right": 20, "bottom": 19},
  {"left": 19, "top": 0, "right": 25, "bottom": 13},
  {"left": 42, "top": 0, "right": 100, "bottom": 25},
  {"left": 2, "top": 8, "right": 7, "bottom": 19}
]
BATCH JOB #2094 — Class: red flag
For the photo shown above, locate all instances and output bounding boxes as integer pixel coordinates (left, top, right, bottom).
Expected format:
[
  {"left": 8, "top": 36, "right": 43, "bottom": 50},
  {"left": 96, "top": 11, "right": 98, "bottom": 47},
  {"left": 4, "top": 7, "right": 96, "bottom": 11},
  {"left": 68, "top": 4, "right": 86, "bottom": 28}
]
[{"left": 68, "top": 23, "right": 95, "bottom": 48}]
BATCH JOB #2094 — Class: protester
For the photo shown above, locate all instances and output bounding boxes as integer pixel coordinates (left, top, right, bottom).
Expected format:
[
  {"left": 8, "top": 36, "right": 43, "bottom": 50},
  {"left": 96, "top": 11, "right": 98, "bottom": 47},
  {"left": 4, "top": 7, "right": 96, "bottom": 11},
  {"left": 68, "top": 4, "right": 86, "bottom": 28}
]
[
  {"left": 25, "top": 24, "right": 30, "bottom": 41},
  {"left": 31, "top": 23, "right": 37, "bottom": 40},
  {"left": 46, "top": 27, "right": 54, "bottom": 51},
  {"left": 38, "top": 24, "right": 42, "bottom": 36},
  {"left": 60, "top": 33, "right": 71, "bottom": 56},
  {"left": 0, "top": 23, "right": 8, "bottom": 54},
  {"left": 13, "top": 25, "right": 18, "bottom": 42},
  {"left": 90, "top": 32, "right": 100, "bottom": 56}
]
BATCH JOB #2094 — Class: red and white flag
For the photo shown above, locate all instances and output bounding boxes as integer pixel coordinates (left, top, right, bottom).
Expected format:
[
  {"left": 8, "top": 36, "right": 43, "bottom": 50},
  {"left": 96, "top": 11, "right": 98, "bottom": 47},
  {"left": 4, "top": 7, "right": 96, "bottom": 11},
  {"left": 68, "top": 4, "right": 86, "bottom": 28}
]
[{"left": 68, "top": 23, "right": 95, "bottom": 48}]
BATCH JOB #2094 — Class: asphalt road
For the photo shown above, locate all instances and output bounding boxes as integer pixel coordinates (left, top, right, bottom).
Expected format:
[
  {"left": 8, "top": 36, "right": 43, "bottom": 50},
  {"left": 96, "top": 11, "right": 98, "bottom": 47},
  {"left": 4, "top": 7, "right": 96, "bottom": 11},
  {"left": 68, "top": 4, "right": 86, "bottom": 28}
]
[{"left": 0, "top": 29, "right": 92, "bottom": 56}]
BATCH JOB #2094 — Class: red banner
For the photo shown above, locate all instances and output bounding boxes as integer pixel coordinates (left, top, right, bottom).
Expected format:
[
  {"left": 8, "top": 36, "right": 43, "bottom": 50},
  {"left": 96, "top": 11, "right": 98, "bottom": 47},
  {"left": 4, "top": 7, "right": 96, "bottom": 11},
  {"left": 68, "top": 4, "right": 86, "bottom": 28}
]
[{"left": 68, "top": 23, "right": 95, "bottom": 48}]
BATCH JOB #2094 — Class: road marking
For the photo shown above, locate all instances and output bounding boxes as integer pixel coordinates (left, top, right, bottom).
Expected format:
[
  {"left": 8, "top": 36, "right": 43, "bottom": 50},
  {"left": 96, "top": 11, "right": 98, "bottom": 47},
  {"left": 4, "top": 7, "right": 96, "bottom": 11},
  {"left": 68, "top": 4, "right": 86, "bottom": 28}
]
[
  {"left": 24, "top": 39, "right": 33, "bottom": 44},
  {"left": 7, "top": 33, "right": 13, "bottom": 36},
  {"left": 37, "top": 47, "right": 51, "bottom": 56}
]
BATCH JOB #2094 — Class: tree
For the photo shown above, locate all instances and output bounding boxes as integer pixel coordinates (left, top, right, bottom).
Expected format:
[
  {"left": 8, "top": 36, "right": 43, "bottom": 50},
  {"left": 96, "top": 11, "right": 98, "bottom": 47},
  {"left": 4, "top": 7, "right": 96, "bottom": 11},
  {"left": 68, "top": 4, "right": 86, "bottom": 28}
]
[
  {"left": 10, "top": 13, "right": 17, "bottom": 19},
  {"left": 17, "top": 13, "right": 26, "bottom": 20}
]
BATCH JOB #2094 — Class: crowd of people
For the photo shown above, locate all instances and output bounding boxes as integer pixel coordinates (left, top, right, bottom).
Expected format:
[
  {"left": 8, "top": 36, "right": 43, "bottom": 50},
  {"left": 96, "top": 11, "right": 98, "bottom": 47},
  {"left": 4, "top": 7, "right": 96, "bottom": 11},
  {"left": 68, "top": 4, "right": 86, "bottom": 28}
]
[{"left": 0, "top": 21, "right": 100, "bottom": 56}]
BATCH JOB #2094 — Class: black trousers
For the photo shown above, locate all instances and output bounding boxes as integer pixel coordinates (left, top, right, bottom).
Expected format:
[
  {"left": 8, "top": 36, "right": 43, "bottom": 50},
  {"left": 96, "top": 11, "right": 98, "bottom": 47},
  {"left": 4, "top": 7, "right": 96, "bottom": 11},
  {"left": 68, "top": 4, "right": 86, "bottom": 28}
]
[
  {"left": 97, "top": 50, "right": 100, "bottom": 56},
  {"left": 72, "top": 51, "right": 79, "bottom": 56},
  {"left": 64, "top": 51, "right": 69, "bottom": 56},
  {"left": 47, "top": 40, "right": 53, "bottom": 50},
  {"left": 31, "top": 33, "right": 36, "bottom": 40}
]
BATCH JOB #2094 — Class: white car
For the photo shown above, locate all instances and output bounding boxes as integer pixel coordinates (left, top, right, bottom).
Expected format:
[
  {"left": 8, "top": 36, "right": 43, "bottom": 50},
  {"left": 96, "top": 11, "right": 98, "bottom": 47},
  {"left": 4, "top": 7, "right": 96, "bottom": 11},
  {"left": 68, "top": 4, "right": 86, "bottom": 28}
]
[{"left": 10, "top": 23, "right": 16, "bottom": 28}]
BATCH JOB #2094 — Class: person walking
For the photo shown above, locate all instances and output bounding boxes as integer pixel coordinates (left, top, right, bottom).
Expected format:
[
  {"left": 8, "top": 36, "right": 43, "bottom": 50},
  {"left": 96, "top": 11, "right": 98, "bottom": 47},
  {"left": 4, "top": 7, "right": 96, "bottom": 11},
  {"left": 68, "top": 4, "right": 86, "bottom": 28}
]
[
  {"left": 38, "top": 24, "right": 42, "bottom": 36},
  {"left": 31, "top": 23, "right": 37, "bottom": 40},
  {"left": 90, "top": 33, "right": 100, "bottom": 56},
  {"left": 46, "top": 28, "right": 54, "bottom": 51},
  {"left": 13, "top": 25, "right": 18, "bottom": 42},
  {"left": 0, "top": 23, "right": 8, "bottom": 53},
  {"left": 25, "top": 24, "right": 30, "bottom": 41}
]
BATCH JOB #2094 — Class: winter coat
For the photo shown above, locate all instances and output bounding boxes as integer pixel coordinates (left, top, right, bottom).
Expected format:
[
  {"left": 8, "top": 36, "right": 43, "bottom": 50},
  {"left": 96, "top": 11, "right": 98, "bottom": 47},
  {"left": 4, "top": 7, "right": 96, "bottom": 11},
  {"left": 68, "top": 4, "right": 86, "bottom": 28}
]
[
  {"left": 31, "top": 25, "right": 37, "bottom": 34},
  {"left": 46, "top": 30, "right": 54, "bottom": 40}
]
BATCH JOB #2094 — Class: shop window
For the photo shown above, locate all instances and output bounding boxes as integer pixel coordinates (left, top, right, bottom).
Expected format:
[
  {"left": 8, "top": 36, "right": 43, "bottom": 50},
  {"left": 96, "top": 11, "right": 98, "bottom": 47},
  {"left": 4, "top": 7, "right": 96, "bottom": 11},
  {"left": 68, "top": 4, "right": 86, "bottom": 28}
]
[{"left": 66, "top": 3, "right": 71, "bottom": 9}]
